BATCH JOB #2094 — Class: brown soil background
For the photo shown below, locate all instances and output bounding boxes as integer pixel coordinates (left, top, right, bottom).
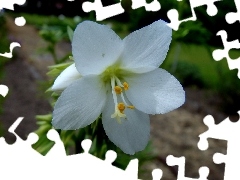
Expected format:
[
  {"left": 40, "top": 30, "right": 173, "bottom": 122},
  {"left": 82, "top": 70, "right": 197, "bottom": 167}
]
[{"left": 1, "top": 17, "right": 238, "bottom": 180}]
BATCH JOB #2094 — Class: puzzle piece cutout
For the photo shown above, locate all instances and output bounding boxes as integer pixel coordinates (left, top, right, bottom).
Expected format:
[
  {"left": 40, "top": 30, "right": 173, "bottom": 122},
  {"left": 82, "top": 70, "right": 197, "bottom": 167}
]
[
  {"left": 167, "top": 0, "right": 221, "bottom": 30},
  {"left": 0, "top": 117, "right": 167, "bottom": 180},
  {"left": 131, "top": 0, "right": 161, "bottom": 11},
  {"left": 0, "top": 42, "right": 21, "bottom": 58},
  {"left": 15, "top": 16, "right": 26, "bottom": 26},
  {"left": 82, "top": 0, "right": 125, "bottom": 21},
  {"left": 151, "top": 169, "right": 163, "bottom": 180},
  {"left": 45, "top": 129, "right": 66, "bottom": 157},
  {"left": 166, "top": 155, "right": 209, "bottom": 180},
  {"left": 212, "top": 30, "right": 240, "bottom": 78},
  {"left": 198, "top": 111, "right": 240, "bottom": 180},
  {"left": 0, "top": 0, "right": 26, "bottom": 11},
  {"left": 0, "top": 118, "right": 43, "bottom": 180},
  {"left": 82, "top": 0, "right": 161, "bottom": 21},
  {"left": 0, "top": 1, "right": 26, "bottom": 58},
  {"left": 0, "top": 84, "right": 9, "bottom": 97},
  {"left": 225, "top": 0, "right": 240, "bottom": 24}
]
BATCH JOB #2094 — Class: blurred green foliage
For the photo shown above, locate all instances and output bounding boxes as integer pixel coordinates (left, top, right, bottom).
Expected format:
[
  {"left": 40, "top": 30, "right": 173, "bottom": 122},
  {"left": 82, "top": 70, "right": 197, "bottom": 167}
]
[
  {"left": 173, "top": 21, "right": 211, "bottom": 44},
  {"left": 39, "top": 25, "right": 67, "bottom": 63},
  {"left": 167, "top": 61, "right": 205, "bottom": 88},
  {"left": 216, "top": 68, "right": 240, "bottom": 114},
  {"left": 19, "top": 13, "right": 80, "bottom": 30},
  {"left": 22, "top": 13, "right": 81, "bottom": 43},
  {"left": 0, "top": 15, "right": 10, "bottom": 65},
  {"left": 162, "top": 42, "right": 240, "bottom": 89}
]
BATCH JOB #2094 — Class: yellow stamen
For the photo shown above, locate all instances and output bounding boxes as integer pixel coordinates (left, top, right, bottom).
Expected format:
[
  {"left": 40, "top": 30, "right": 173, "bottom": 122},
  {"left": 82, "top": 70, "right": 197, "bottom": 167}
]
[
  {"left": 123, "top": 82, "right": 129, "bottom": 90},
  {"left": 127, "top": 105, "right": 135, "bottom": 109},
  {"left": 114, "top": 86, "right": 122, "bottom": 94},
  {"left": 110, "top": 77, "right": 134, "bottom": 123},
  {"left": 117, "top": 103, "right": 125, "bottom": 113}
]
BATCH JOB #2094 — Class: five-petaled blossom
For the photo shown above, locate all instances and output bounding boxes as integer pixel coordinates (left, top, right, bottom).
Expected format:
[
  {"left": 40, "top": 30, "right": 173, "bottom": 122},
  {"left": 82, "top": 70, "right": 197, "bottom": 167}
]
[{"left": 52, "top": 20, "right": 185, "bottom": 155}]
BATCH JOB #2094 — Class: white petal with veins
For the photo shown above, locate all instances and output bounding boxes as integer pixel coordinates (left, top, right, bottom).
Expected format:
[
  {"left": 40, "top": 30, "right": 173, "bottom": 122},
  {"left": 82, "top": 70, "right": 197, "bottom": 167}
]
[
  {"left": 52, "top": 75, "right": 107, "bottom": 130},
  {"left": 52, "top": 64, "right": 81, "bottom": 91},
  {"left": 72, "top": 21, "right": 124, "bottom": 76},
  {"left": 125, "top": 68, "right": 185, "bottom": 114},
  {"left": 102, "top": 92, "right": 150, "bottom": 155},
  {"left": 121, "top": 19, "right": 172, "bottom": 73}
]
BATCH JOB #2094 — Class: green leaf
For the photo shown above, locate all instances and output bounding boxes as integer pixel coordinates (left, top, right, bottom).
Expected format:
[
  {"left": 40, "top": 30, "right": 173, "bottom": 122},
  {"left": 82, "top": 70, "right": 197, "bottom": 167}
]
[
  {"left": 48, "top": 62, "right": 73, "bottom": 70},
  {"left": 36, "top": 114, "right": 52, "bottom": 122},
  {"left": 67, "top": 26, "right": 74, "bottom": 42}
]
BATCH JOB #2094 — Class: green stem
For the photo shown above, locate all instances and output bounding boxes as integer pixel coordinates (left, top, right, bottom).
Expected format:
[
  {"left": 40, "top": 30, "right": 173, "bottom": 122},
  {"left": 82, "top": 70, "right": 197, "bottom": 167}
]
[{"left": 48, "top": 43, "right": 58, "bottom": 64}]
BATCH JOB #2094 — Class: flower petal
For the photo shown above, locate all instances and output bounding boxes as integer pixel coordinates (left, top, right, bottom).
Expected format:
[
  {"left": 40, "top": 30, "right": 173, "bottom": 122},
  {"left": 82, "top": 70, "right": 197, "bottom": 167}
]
[
  {"left": 121, "top": 20, "right": 172, "bottom": 73},
  {"left": 52, "top": 64, "right": 81, "bottom": 91},
  {"left": 72, "top": 21, "right": 123, "bottom": 76},
  {"left": 102, "top": 92, "right": 150, "bottom": 155},
  {"left": 52, "top": 75, "right": 107, "bottom": 130},
  {"left": 125, "top": 68, "right": 185, "bottom": 114}
]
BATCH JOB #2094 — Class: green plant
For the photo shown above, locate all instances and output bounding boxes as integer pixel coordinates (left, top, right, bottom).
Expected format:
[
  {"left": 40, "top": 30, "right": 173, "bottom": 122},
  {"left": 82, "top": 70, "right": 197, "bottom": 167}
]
[
  {"left": 0, "top": 15, "right": 10, "bottom": 65},
  {"left": 216, "top": 68, "right": 240, "bottom": 114},
  {"left": 173, "top": 21, "right": 211, "bottom": 44},
  {"left": 39, "top": 25, "right": 71, "bottom": 64},
  {"left": 166, "top": 60, "right": 205, "bottom": 88}
]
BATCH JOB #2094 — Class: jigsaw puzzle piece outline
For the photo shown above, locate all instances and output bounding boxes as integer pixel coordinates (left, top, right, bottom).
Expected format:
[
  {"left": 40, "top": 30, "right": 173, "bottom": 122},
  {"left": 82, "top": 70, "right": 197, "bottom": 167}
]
[
  {"left": 151, "top": 169, "right": 163, "bottom": 180},
  {"left": 0, "top": 0, "right": 26, "bottom": 10},
  {"left": 225, "top": 0, "right": 240, "bottom": 24},
  {"left": 199, "top": 113, "right": 240, "bottom": 147},
  {"left": 45, "top": 129, "right": 66, "bottom": 157},
  {"left": 167, "top": 0, "right": 221, "bottom": 30},
  {"left": 6, "top": 117, "right": 41, "bottom": 156},
  {"left": 131, "top": 0, "right": 161, "bottom": 11},
  {"left": 0, "top": 42, "right": 21, "bottom": 58},
  {"left": 64, "top": 139, "right": 140, "bottom": 180},
  {"left": 82, "top": 0, "right": 124, "bottom": 21},
  {"left": 15, "top": 16, "right": 26, "bottom": 26},
  {"left": 166, "top": 155, "right": 209, "bottom": 180},
  {"left": 0, "top": 119, "right": 141, "bottom": 179},
  {"left": 0, "top": 1, "right": 27, "bottom": 59},
  {"left": 212, "top": 30, "right": 240, "bottom": 78},
  {"left": 0, "top": 84, "right": 9, "bottom": 97},
  {"left": 198, "top": 111, "right": 240, "bottom": 180}
]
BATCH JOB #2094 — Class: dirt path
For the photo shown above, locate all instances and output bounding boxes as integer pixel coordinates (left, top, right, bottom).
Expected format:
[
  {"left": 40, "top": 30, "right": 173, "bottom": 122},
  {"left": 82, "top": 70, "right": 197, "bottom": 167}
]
[
  {"left": 1, "top": 16, "right": 232, "bottom": 180},
  {"left": 1, "top": 16, "right": 52, "bottom": 142}
]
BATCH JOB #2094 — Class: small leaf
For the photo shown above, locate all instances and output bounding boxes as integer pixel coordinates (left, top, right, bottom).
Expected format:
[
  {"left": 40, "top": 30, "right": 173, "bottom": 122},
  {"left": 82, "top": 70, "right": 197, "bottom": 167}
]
[
  {"left": 48, "top": 62, "right": 73, "bottom": 70},
  {"left": 67, "top": 26, "right": 74, "bottom": 42}
]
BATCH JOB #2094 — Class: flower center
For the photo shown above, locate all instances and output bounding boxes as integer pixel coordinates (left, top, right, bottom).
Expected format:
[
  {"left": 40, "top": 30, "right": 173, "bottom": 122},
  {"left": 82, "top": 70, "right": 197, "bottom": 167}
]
[
  {"left": 101, "top": 63, "right": 135, "bottom": 123},
  {"left": 110, "top": 76, "right": 135, "bottom": 124}
]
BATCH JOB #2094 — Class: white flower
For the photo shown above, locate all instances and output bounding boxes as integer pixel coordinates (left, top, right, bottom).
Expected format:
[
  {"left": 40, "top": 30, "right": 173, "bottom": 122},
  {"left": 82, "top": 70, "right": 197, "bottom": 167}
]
[{"left": 52, "top": 20, "right": 185, "bottom": 155}]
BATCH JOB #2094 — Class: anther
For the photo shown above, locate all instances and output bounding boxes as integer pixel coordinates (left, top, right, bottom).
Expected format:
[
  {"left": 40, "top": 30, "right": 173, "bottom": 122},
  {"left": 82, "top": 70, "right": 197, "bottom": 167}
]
[
  {"left": 114, "top": 86, "right": 122, "bottom": 94},
  {"left": 123, "top": 82, "right": 129, "bottom": 90},
  {"left": 118, "top": 103, "right": 125, "bottom": 113},
  {"left": 127, "top": 105, "right": 135, "bottom": 109}
]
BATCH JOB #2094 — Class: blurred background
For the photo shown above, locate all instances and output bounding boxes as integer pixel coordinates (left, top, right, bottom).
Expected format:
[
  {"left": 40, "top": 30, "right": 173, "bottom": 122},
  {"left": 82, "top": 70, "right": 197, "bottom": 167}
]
[{"left": 0, "top": 0, "right": 240, "bottom": 179}]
